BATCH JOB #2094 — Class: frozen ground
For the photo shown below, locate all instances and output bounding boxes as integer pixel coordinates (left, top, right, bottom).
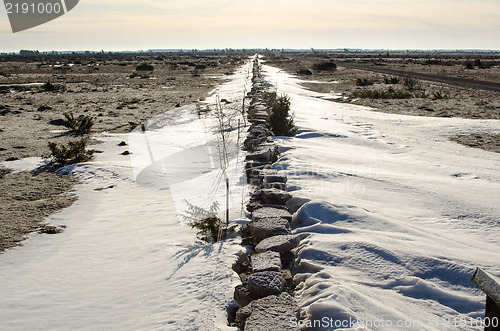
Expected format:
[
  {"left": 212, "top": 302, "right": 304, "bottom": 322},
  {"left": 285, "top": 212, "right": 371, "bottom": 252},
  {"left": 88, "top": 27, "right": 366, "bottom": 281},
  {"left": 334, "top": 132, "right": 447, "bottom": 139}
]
[
  {"left": 262, "top": 64, "right": 500, "bottom": 330},
  {"left": 0, "top": 61, "right": 253, "bottom": 331}
]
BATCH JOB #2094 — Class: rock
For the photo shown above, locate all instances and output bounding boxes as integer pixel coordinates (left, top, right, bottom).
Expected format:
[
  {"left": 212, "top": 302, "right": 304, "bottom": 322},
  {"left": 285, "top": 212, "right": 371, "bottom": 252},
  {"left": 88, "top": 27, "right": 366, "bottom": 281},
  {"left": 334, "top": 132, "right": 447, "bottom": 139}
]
[
  {"left": 245, "top": 161, "right": 272, "bottom": 170},
  {"left": 235, "top": 304, "right": 252, "bottom": 329},
  {"left": 286, "top": 197, "right": 311, "bottom": 214},
  {"left": 264, "top": 175, "right": 287, "bottom": 184},
  {"left": 260, "top": 189, "right": 292, "bottom": 205},
  {"left": 251, "top": 118, "right": 267, "bottom": 126},
  {"left": 37, "top": 105, "right": 52, "bottom": 112},
  {"left": 282, "top": 269, "right": 294, "bottom": 290},
  {"left": 264, "top": 182, "right": 287, "bottom": 190},
  {"left": 121, "top": 151, "right": 131, "bottom": 155},
  {"left": 281, "top": 251, "right": 296, "bottom": 272},
  {"left": 244, "top": 293, "right": 300, "bottom": 331},
  {"left": 48, "top": 119, "right": 66, "bottom": 126},
  {"left": 247, "top": 271, "right": 284, "bottom": 298},
  {"left": 251, "top": 251, "right": 282, "bottom": 272},
  {"left": 252, "top": 207, "right": 292, "bottom": 222},
  {"left": 118, "top": 141, "right": 127, "bottom": 146},
  {"left": 255, "top": 235, "right": 300, "bottom": 254},
  {"left": 246, "top": 148, "right": 273, "bottom": 163},
  {"left": 248, "top": 218, "right": 291, "bottom": 242},
  {"left": 234, "top": 284, "right": 254, "bottom": 307}
]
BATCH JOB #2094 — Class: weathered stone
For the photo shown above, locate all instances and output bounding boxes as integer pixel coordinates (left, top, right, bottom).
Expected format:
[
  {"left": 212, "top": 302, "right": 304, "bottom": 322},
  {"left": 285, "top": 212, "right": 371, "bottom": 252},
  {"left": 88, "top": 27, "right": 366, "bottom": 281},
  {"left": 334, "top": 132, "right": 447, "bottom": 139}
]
[
  {"left": 246, "top": 148, "right": 273, "bottom": 163},
  {"left": 246, "top": 145, "right": 279, "bottom": 163},
  {"left": 247, "top": 271, "right": 285, "bottom": 298},
  {"left": 252, "top": 207, "right": 292, "bottom": 222},
  {"left": 251, "top": 118, "right": 268, "bottom": 126},
  {"left": 260, "top": 188, "right": 292, "bottom": 205},
  {"left": 245, "top": 161, "right": 271, "bottom": 169},
  {"left": 248, "top": 217, "right": 291, "bottom": 242},
  {"left": 251, "top": 251, "right": 282, "bottom": 272},
  {"left": 282, "top": 269, "right": 294, "bottom": 290},
  {"left": 244, "top": 293, "right": 300, "bottom": 331},
  {"left": 264, "top": 175, "right": 287, "bottom": 184},
  {"left": 264, "top": 182, "right": 287, "bottom": 190},
  {"left": 260, "top": 168, "right": 278, "bottom": 176},
  {"left": 234, "top": 284, "right": 254, "bottom": 307},
  {"left": 286, "top": 197, "right": 311, "bottom": 214},
  {"left": 255, "top": 235, "right": 300, "bottom": 253},
  {"left": 235, "top": 304, "right": 252, "bottom": 329}
]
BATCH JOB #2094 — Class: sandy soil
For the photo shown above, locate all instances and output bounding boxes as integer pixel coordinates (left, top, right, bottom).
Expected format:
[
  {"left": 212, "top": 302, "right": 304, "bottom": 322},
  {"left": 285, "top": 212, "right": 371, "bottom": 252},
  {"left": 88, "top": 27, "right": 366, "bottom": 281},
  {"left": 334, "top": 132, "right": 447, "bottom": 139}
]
[
  {"left": 0, "top": 52, "right": 244, "bottom": 253},
  {"left": 0, "top": 169, "right": 79, "bottom": 251}
]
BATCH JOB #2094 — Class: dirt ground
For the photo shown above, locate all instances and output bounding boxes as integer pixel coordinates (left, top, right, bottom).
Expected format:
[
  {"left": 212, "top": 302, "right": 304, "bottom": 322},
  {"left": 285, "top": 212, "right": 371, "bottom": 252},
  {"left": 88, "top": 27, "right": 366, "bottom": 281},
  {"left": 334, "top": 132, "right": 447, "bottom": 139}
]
[
  {"left": 263, "top": 52, "right": 500, "bottom": 153},
  {"left": 0, "top": 52, "right": 245, "bottom": 252}
]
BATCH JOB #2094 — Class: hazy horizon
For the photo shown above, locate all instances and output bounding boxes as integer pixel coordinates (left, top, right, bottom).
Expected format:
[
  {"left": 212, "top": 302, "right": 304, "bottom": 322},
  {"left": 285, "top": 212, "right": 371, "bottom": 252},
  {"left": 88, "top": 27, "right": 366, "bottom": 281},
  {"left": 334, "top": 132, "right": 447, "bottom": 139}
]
[{"left": 1, "top": 0, "right": 500, "bottom": 53}]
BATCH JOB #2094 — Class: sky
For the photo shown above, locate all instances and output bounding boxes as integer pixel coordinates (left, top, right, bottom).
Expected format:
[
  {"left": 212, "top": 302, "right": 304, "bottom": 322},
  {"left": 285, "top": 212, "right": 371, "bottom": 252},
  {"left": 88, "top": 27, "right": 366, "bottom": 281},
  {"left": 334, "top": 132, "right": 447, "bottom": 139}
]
[{"left": 1, "top": 0, "right": 500, "bottom": 52}]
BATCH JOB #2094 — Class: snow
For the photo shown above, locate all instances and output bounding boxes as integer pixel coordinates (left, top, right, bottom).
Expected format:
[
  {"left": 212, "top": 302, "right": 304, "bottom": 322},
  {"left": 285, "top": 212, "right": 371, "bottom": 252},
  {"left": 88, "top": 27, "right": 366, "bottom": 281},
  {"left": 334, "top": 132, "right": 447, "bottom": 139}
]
[
  {"left": 261, "top": 63, "right": 500, "bottom": 330},
  {"left": 0, "top": 157, "right": 46, "bottom": 172},
  {"left": 0, "top": 60, "right": 253, "bottom": 330},
  {"left": 1, "top": 58, "right": 499, "bottom": 330}
]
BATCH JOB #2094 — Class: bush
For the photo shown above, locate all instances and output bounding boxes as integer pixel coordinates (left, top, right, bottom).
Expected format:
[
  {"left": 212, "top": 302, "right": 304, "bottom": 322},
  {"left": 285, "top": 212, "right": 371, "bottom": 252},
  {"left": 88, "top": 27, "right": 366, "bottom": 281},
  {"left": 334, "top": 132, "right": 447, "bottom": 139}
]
[
  {"left": 182, "top": 201, "right": 236, "bottom": 242},
  {"left": 43, "top": 81, "right": 58, "bottom": 92},
  {"left": 383, "top": 76, "right": 400, "bottom": 84},
  {"left": 352, "top": 87, "right": 411, "bottom": 99},
  {"left": 48, "top": 138, "right": 95, "bottom": 166},
  {"left": 433, "top": 91, "right": 447, "bottom": 99},
  {"left": 61, "top": 112, "right": 94, "bottom": 134},
  {"left": 269, "top": 94, "right": 297, "bottom": 136},
  {"left": 356, "top": 78, "right": 374, "bottom": 86},
  {"left": 403, "top": 76, "right": 418, "bottom": 92},
  {"left": 135, "top": 63, "right": 154, "bottom": 71},
  {"left": 312, "top": 61, "right": 337, "bottom": 71},
  {"left": 296, "top": 69, "right": 313, "bottom": 76}
]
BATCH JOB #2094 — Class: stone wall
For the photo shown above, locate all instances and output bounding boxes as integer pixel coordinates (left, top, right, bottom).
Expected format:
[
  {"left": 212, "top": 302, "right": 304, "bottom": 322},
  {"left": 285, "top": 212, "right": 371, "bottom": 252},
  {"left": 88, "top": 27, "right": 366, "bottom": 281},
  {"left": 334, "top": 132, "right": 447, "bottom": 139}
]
[{"left": 229, "top": 58, "right": 303, "bottom": 331}]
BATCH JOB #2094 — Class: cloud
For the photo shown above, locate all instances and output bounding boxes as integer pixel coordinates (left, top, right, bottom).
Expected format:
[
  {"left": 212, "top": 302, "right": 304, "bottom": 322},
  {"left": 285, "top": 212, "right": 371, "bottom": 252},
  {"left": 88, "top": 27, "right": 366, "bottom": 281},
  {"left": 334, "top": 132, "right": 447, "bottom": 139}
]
[{"left": 1, "top": 0, "right": 499, "bottom": 51}]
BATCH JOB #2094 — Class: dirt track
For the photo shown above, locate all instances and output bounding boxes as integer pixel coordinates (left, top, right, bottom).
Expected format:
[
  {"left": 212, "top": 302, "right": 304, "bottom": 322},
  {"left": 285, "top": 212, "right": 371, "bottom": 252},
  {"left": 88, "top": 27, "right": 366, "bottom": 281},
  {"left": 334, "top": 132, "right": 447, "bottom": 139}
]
[{"left": 340, "top": 63, "right": 500, "bottom": 93}]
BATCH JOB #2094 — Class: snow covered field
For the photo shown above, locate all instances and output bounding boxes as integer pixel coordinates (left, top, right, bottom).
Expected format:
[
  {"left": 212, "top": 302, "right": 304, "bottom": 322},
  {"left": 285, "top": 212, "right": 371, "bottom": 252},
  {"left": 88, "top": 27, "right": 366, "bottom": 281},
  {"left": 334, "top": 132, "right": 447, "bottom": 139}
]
[
  {"left": 261, "top": 64, "right": 500, "bottom": 330},
  {"left": 0, "top": 61, "right": 253, "bottom": 331},
  {"left": 1, "top": 59, "right": 499, "bottom": 331}
]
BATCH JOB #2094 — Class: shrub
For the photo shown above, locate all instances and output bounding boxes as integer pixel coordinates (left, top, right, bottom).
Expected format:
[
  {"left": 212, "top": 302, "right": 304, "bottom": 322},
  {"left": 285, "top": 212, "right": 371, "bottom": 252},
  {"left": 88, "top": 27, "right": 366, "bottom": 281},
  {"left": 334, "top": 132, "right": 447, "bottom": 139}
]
[
  {"left": 403, "top": 76, "right": 418, "bottom": 92},
  {"left": 269, "top": 94, "right": 297, "bottom": 136},
  {"left": 383, "top": 76, "right": 400, "bottom": 84},
  {"left": 48, "top": 138, "right": 95, "bottom": 166},
  {"left": 182, "top": 201, "right": 236, "bottom": 242},
  {"left": 433, "top": 91, "right": 447, "bottom": 99},
  {"left": 352, "top": 87, "right": 411, "bottom": 99},
  {"left": 43, "top": 81, "right": 57, "bottom": 92},
  {"left": 312, "top": 61, "right": 337, "bottom": 71},
  {"left": 0, "top": 167, "right": 12, "bottom": 179},
  {"left": 297, "top": 69, "right": 313, "bottom": 76},
  {"left": 465, "top": 61, "right": 474, "bottom": 70},
  {"left": 61, "top": 112, "right": 94, "bottom": 134},
  {"left": 135, "top": 63, "right": 154, "bottom": 71},
  {"left": 356, "top": 78, "right": 374, "bottom": 86}
]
